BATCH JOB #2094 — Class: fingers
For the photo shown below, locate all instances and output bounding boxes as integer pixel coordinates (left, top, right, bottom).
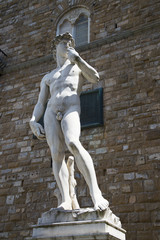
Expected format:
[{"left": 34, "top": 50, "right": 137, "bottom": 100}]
[
  {"left": 36, "top": 130, "right": 46, "bottom": 140},
  {"left": 30, "top": 121, "right": 46, "bottom": 140},
  {"left": 37, "top": 134, "right": 46, "bottom": 140},
  {"left": 39, "top": 124, "right": 45, "bottom": 134},
  {"left": 34, "top": 124, "right": 45, "bottom": 140}
]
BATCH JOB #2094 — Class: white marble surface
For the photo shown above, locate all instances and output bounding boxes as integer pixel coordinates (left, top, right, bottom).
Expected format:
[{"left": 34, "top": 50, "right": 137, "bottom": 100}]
[
  {"left": 30, "top": 32, "right": 108, "bottom": 211},
  {"left": 32, "top": 220, "right": 126, "bottom": 240},
  {"left": 26, "top": 208, "right": 126, "bottom": 240},
  {"left": 37, "top": 207, "right": 122, "bottom": 228}
]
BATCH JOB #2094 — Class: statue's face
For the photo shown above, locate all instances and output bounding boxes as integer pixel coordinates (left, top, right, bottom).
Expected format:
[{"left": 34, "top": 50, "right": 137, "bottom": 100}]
[{"left": 56, "top": 39, "right": 72, "bottom": 57}]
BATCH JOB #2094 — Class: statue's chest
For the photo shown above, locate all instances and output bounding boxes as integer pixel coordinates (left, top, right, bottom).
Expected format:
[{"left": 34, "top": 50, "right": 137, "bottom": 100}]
[
  {"left": 46, "top": 66, "right": 77, "bottom": 87},
  {"left": 46, "top": 71, "right": 61, "bottom": 86}
]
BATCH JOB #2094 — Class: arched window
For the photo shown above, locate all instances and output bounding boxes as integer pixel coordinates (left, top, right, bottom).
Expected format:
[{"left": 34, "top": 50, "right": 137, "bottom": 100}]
[
  {"left": 74, "top": 14, "right": 88, "bottom": 46},
  {"left": 56, "top": 7, "right": 90, "bottom": 47}
]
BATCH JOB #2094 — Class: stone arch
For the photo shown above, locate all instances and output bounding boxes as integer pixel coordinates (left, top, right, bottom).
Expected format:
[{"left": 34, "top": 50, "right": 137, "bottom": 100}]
[{"left": 56, "top": 6, "right": 90, "bottom": 46}]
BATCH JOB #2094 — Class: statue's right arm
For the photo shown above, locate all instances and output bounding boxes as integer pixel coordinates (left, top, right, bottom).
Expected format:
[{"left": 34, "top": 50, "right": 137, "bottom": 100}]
[{"left": 29, "top": 75, "right": 49, "bottom": 140}]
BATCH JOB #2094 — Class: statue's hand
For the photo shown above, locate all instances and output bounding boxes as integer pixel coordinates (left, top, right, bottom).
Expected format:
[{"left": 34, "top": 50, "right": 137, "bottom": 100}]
[
  {"left": 67, "top": 47, "right": 80, "bottom": 64},
  {"left": 29, "top": 121, "right": 46, "bottom": 140}
]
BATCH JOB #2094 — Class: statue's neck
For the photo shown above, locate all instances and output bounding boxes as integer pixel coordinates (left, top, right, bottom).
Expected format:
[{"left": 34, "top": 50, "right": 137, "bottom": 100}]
[{"left": 57, "top": 55, "right": 69, "bottom": 68}]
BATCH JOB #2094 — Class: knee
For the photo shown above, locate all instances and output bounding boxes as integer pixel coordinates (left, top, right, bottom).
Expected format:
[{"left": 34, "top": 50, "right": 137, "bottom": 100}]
[{"left": 67, "top": 139, "right": 80, "bottom": 154}]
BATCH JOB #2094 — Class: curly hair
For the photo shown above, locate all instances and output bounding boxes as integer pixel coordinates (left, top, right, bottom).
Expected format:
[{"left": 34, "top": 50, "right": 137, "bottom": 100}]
[{"left": 52, "top": 32, "right": 75, "bottom": 48}]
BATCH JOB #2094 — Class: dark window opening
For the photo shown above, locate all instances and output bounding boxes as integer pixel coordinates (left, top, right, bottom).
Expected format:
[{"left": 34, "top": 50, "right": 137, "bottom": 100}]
[{"left": 80, "top": 88, "right": 103, "bottom": 129}]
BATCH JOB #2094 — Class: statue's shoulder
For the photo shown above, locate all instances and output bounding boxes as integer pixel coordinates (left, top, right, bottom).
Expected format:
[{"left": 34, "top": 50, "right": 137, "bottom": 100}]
[
  {"left": 42, "top": 72, "right": 50, "bottom": 82},
  {"left": 41, "top": 70, "right": 56, "bottom": 85}
]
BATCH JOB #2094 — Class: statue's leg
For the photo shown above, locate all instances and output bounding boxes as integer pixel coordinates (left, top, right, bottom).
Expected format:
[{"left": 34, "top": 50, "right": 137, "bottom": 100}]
[
  {"left": 61, "top": 108, "right": 109, "bottom": 211},
  {"left": 44, "top": 109, "right": 72, "bottom": 210}
]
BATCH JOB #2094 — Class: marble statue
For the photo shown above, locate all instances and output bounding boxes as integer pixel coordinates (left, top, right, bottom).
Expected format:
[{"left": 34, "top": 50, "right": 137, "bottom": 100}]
[
  {"left": 67, "top": 156, "right": 80, "bottom": 210},
  {"left": 30, "top": 32, "right": 109, "bottom": 211},
  {"left": 53, "top": 156, "right": 80, "bottom": 210}
]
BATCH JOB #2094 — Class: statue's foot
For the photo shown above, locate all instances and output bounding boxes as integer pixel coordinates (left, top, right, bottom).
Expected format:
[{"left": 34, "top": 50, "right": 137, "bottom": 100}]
[
  {"left": 57, "top": 201, "right": 72, "bottom": 210},
  {"left": 94, "top": 195, "right": 109, "bottom": 211}
]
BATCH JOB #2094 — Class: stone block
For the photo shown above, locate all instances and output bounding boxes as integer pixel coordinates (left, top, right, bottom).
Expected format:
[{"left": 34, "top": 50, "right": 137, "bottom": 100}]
[
  {"left": 0, "top": 232, "right": 8, "bottom": 239},
  {"left": 107, "top": 168, "right": 118, "bottom": 175},
  {"left": 31, "top": 223, "right": 125, "bottom": 240},
  {"left": 96, "top": 147, "right": 108, "bottom": 154},
  {"left": 124, "top": 173, "right": 135, "bottom": 180},
  {"left": 21, "top": 146, "right": 32, "bottom": 152},
  {"left": 121, "top": 184, "right": 131, "bottom": 193},
  {"left": 135, "top": 173, "right": 148, "bottom": 180},
  {"left": 10, "top": 213, "right": 21, "bottom": 221},
  {"left": 27, "top": 208, "right": 126, "bottom": 240},
  {"left": 4, "top": 222, "right": 15, "bottom": 231},
  {"left": 0, "top": 196, "right": 5, "bottom": 206},
  {"left": 129, "top": 195, "right": 136, "bottom": 204},
  {"left": 144, "top": 180, "right": 154, "bottom": 192},
  {"left": 6, "top": 195, "right": 14, "bottom": 205}
]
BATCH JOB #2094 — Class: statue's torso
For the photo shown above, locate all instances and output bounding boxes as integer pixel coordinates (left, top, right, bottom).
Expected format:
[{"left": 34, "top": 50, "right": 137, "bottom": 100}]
[{"left": 45, "top": 63, "right": 83, "bottom": 114}]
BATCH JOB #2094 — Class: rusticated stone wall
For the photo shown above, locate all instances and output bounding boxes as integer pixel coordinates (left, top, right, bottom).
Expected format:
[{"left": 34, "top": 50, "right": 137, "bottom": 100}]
[{"left": 0, "top": 0, "right": 160, "bottom": 239}]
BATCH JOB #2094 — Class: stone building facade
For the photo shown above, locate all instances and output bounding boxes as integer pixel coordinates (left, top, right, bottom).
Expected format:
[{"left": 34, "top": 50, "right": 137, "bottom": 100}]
[{"left": 0, "top": 0, "right": 160, "bottom": 239}]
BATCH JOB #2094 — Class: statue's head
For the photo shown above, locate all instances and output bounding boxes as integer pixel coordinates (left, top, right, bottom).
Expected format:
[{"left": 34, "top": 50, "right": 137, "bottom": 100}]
[
  {"left": 52, "top": 32, "right": 75, "bottom": 59},
  {"left": 53, "top": 32, "right": 75, "bottom": 48}
]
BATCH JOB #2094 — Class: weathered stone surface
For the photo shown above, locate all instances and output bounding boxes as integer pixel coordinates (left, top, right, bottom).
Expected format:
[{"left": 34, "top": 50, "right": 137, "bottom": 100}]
[
  {"left": 31, "top": 221, "right": 126, "bottom": 240},
  {"left": 28, "top": 208, "right": 126, "bottom": 240},
  {"left": 37, "top": 207, "right": 122, "bottom": 228}
]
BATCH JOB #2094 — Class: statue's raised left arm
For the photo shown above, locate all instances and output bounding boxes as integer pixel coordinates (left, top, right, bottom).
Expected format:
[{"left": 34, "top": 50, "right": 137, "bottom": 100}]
[{"left": 67, "top": 47, "right": 100, "bottom": 83}]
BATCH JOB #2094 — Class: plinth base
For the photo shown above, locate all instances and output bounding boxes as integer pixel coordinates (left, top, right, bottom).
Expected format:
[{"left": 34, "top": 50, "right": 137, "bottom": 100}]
[{"left": 26, "top": 208, "right": 126, "bottom": 240}]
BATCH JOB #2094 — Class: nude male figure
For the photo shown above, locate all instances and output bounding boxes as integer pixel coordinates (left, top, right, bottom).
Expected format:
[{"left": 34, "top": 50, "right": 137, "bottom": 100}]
[{"left": 30, "top": 32, "right": 109, "bottom": 211}]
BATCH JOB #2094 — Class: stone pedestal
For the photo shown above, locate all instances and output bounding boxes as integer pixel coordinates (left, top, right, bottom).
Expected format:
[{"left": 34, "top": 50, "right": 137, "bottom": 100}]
[{"left": 26, "top": 208, "right": 126, "bottom": 240}]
